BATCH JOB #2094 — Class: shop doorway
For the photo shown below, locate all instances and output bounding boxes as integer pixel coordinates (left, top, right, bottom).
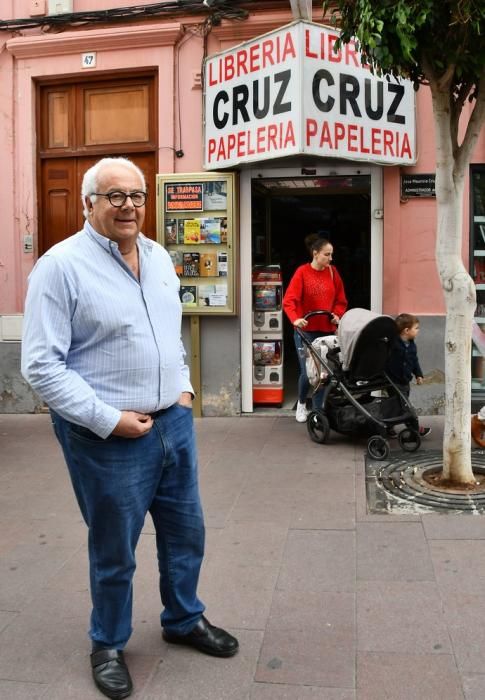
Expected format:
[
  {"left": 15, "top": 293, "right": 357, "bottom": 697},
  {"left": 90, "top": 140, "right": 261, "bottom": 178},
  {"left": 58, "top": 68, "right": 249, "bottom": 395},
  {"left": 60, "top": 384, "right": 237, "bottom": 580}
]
[{"left": 250, "top": 174, "right": 372, "bottom": 411}]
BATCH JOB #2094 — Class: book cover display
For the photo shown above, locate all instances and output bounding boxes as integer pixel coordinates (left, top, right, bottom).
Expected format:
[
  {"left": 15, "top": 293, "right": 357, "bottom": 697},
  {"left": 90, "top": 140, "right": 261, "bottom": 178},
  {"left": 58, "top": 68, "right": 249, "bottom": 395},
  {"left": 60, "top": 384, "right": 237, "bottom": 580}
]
[{"left": 157, "top": 173, "right": 236, "bottom": 315}]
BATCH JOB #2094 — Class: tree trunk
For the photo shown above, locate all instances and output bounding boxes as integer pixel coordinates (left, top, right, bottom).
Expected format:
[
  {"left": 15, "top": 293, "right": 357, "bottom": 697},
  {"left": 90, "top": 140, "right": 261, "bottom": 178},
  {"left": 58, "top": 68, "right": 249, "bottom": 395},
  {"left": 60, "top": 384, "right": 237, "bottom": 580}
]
[{"left": 432, "top": 90, "right": 476, "bottom": 485}]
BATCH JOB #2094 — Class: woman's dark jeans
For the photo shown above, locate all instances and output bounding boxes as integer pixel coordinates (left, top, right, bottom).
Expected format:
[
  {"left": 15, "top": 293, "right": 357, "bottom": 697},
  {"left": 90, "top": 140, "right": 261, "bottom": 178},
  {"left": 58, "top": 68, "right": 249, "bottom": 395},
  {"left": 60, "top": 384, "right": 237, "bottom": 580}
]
[{"left": 294, "top": 329, "right": 330, "bottom": 409}]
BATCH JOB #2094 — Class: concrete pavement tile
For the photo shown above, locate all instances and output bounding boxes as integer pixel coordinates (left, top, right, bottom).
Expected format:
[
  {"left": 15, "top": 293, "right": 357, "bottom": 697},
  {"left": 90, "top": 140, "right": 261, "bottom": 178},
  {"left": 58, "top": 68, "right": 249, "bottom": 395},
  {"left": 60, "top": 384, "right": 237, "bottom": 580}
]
[
  {"left": 356, "top": 581, "right": 452, "bottom": 654},
  {"left": 266, "top": 589, "right": 355, "bottom": 642},
  {"left": 0, "top": 610, "right": 17, "bottom": 633},
  {"left": 0, "top": 615, "right": 85, "bottom": 684},
  {"left": 291, "top": 472, "right": 355, "bottom": 530},
  {"left": 199, "top": 461, "right": 249, "bottom": 528},
  {"left": 198, "top": 558, "right": 280, "bottom": 630},
  {"left": 250, "top": 683, "right": 355, "bottom": 699},
  {"left": 0, "top": 681, "right": 48, "bottom": 699},
  {"left": 357, "top": 522, "right": 435, "bottom": 581},
  {"left": 0, "top": 519, "right": 26, "bottom": 557},
  {"left": 430, "top": 540, "right": 485, "bottom": 596},
  {"left": 227, "top": 417, "right": 276, "bottom": 434},
  {"left": 463, "top": 674, "right": 485, "bottom": 700},
  {"left": 290, "top": 499, "right": 355, "bottom": 530},
  {"left": 259, "top": 443, "right": 330, "bottom": 463},
  {"left": 422, "top": 514, "right": 485, "bottom": 540},
  {"left": 145, "top": 629, "right": 263, "bottom": 700},
  {"left": 1, "top": 513, "right": 86, "bottom": 554},
  {"left": 0, "top": 542, "right": 81, "bottom": 611},
  {"left": 255, "top": 628, "right": 354, "bottom": 688},
  {"left": 43, "top": 648, "right": 160, "bottom": 699},
  {"left": 206, "top": 521, "right": 287, "bottom": 566},
  {"left": 356, "top": 652, "right": 464, "bottom": 700},
  {"left": 277, "top": 531, "right": 356, "bottom": 593},
  {"left": 440, "top": 593, "right": 485, "bottom": 673},
  {"left": 229, "top": 485, "right": 294, "bottom": 525}
]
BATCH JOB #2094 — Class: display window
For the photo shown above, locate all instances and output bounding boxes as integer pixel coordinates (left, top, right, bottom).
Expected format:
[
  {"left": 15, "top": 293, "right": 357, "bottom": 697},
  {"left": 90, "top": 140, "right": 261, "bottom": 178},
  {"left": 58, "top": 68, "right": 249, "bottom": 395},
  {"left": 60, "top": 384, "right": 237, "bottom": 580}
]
[{"left": 156, "top": 172, "right": 237, "bottom": 315}]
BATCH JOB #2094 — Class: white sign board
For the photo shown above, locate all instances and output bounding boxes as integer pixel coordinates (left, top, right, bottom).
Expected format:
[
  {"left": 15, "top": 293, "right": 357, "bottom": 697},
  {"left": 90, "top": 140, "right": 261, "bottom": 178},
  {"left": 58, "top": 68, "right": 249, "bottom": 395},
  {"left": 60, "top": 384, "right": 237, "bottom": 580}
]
[
  {"left": 204, "top": 24, "right": 301, "bottom": 169},
  {"left": 203, "top": 21, "right": 416, "bottom": 169}
]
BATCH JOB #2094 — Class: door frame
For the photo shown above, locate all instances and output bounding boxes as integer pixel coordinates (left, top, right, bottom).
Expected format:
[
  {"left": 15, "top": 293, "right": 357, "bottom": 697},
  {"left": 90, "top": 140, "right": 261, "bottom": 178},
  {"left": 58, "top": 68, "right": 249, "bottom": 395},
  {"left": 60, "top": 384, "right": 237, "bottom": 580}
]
[{"left": 240, "top": 162, "right": 383, "bottom": 414}]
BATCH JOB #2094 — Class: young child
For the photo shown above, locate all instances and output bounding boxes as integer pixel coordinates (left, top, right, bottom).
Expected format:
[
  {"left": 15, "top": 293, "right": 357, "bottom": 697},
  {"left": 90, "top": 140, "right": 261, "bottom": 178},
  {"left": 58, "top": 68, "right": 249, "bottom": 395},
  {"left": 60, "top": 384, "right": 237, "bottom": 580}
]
[{"left": 385, "top": 313, "right": 431, "bottom": 437}]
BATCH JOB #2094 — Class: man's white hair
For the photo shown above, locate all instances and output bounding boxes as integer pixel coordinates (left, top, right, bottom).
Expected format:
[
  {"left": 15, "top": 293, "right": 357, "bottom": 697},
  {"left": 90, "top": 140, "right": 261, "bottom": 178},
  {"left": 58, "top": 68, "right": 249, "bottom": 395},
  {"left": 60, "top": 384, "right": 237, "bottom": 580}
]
[{"left": 81, "top": 157, "right": 146, "bottom": 218}]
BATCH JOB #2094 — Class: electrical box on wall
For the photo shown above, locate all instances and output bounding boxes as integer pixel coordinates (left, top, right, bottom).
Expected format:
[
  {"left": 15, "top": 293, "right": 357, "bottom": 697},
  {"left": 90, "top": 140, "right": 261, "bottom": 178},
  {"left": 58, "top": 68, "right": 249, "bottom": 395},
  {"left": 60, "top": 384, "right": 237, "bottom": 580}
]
[{"left": 48, "top": 0, "right": 72, "bottom": 14}]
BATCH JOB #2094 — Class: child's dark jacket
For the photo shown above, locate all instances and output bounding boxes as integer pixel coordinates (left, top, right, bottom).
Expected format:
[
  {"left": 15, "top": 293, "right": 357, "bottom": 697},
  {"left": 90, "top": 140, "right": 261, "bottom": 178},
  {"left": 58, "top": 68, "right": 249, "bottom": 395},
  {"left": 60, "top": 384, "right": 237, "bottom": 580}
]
[{"left": 385, "top": 337, "right": 423, "bottom": 385}]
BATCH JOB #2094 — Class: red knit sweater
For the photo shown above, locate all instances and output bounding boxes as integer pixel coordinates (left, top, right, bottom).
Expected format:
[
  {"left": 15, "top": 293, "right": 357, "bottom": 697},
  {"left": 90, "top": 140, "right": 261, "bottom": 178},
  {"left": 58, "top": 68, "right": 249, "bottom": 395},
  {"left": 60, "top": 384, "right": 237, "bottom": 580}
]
[{"left": 282, "top": 263, "right": 348, "bottom": 332}]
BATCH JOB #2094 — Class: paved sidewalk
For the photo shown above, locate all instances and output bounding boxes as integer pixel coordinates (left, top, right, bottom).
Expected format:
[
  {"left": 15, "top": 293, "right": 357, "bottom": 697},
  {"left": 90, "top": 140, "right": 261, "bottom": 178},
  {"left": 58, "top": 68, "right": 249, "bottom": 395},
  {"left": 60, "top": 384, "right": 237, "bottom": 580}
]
[{"left": 1, "top": 413, "right": 485, "bottom": 699}]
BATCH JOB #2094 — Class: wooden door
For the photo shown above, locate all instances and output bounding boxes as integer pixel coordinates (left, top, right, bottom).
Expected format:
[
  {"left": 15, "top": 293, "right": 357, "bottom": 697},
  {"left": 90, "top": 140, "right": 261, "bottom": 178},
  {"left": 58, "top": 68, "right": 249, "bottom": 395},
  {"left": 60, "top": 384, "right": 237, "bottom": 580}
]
[{"left": 38, "top": 73, "right": 157, "bottom": 254}]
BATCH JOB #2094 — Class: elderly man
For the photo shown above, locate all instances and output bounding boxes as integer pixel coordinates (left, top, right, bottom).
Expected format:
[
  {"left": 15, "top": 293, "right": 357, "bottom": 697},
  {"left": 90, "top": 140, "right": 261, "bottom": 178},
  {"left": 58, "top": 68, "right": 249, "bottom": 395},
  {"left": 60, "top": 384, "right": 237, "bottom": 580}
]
[{"left": 21, "top": 157, "right": 238, "bottom": 700}]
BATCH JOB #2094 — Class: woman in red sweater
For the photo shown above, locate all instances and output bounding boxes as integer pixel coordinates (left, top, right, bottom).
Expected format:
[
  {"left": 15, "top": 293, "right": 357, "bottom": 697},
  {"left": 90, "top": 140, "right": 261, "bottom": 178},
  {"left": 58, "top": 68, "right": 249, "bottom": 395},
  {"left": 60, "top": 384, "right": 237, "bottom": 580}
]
[{"left": 283, "top": 237, "right": 348, "bottom": 422}]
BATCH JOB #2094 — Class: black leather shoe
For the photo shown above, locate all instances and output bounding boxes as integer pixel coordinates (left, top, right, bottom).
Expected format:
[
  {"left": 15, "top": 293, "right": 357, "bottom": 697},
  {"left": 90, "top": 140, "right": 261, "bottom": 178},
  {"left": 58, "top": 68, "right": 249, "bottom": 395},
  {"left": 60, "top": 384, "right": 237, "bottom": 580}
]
[
  {"left": 162, "top": 616, "right": 239, "bottom": 657},
  {"left": 90, "top": 648, "right": 133, "bottom": 699}
]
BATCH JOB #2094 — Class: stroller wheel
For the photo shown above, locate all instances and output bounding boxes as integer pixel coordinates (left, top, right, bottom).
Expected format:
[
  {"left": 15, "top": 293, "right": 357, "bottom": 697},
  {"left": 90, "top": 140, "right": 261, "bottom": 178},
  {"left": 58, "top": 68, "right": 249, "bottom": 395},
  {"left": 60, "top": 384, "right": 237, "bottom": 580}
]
[
  {"left": 307, "top": 410, "right": 330, "bottom": 444},
  {"left": 398, "top": 428, "right": 421, "bottom": 452},
  {"left": 367, "top": 435, "right": 390, "bottom": 461}
]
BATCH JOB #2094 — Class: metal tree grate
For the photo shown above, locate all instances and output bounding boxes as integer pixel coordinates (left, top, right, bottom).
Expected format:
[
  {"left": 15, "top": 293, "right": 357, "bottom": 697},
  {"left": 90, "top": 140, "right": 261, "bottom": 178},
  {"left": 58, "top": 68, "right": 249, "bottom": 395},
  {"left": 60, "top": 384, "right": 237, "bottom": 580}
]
[{"left": 366, "top": 449, "right": 485, "bottom": 514}]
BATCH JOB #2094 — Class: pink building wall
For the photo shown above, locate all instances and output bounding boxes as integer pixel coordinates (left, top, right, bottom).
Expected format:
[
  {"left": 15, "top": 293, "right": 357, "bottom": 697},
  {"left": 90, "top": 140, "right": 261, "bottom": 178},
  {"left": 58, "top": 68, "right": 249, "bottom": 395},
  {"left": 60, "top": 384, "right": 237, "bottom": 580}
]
[{"left": 0, "top": 1, "right": 484, "bottom": 318}]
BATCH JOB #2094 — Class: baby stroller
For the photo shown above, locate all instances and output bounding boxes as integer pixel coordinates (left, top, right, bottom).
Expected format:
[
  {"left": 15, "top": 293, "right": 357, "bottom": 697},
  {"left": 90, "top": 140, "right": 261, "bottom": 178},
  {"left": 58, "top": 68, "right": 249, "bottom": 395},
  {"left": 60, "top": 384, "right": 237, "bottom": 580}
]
[{"left": 297, "top": 308, "right": 421, "bottom": 460}]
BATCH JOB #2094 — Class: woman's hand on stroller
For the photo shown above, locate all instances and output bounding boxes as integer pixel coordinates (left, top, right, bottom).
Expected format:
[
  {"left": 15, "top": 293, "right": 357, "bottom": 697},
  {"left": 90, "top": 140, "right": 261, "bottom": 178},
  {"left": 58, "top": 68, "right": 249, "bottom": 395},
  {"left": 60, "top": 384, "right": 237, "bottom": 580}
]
[
  {"left": 294, "top": 318, "right": 308, "bottom": 328},
  {"left": 330, "top": 313, "right": 340, "bottom": 325}
]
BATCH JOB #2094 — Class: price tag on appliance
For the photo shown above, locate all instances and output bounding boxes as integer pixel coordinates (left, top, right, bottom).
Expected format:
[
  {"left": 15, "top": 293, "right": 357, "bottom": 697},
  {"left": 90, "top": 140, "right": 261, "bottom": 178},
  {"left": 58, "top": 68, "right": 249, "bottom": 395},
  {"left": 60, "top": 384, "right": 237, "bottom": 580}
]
[{"left": 82, "top": 52, "right": 97, "bottom": 69}]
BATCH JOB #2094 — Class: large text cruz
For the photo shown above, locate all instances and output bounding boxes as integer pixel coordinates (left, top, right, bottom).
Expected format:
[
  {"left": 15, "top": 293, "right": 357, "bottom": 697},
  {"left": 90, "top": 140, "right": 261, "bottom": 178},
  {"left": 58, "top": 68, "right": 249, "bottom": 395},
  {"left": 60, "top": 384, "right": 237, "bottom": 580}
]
[{"left": 204, "top": 25, "right": 414, "bottom": 166}]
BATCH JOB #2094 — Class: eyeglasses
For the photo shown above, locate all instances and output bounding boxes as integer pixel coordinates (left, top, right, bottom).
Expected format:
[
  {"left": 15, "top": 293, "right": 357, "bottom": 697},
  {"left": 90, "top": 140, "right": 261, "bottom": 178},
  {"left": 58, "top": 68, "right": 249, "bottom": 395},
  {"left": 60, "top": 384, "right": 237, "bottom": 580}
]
[{"left": 91, "top": 190, "right": 147, "bottom": 207}]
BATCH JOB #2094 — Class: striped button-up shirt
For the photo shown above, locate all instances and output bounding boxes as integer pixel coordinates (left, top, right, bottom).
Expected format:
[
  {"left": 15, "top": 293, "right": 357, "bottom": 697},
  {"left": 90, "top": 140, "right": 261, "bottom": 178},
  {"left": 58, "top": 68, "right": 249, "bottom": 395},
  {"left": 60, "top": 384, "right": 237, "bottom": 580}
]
[{"left": 21, "top": 222, "right": 193, "bottom": 438}]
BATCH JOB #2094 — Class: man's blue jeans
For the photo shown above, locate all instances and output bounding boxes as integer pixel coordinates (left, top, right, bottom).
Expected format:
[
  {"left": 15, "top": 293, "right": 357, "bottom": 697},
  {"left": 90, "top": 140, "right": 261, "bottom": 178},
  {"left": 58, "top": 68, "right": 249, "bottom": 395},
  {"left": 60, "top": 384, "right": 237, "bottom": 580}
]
[{"left": 50, "top": 403, "right": 205, "bottom": 650}]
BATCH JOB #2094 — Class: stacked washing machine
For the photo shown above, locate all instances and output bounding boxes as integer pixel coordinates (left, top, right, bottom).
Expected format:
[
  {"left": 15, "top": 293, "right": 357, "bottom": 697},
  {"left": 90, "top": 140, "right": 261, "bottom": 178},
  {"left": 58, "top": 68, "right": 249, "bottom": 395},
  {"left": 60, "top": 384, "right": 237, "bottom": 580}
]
[{"left": 252, "top": 265, "right": 284, "bottom": 406}]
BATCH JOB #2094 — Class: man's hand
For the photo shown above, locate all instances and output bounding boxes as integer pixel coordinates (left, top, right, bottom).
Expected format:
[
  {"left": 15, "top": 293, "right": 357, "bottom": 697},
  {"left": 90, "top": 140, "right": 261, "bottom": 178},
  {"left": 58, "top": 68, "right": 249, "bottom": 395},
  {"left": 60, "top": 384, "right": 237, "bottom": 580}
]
[
  {"left": 178, "top": 391, "right": 193, "bottom": 408},
  {"left": 416, "top": 376, "right": 424, "bottom": 385},
  {"left": 112, "top": 411, "right": 153, "bottom": 438}
]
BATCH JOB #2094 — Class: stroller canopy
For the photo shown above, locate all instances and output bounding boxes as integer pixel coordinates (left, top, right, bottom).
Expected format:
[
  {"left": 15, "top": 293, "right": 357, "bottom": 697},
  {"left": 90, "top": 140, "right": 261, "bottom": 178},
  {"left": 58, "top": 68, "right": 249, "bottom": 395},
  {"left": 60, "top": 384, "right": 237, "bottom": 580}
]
[{"left": 337, "top": 308, "right": 397, "bottom": 377}]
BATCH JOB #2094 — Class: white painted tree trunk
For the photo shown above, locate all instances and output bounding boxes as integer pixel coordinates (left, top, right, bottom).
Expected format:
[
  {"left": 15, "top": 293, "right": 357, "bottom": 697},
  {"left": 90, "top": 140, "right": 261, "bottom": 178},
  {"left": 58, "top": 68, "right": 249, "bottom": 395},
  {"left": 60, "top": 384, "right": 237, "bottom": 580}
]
[{"left": 432, "top": 90, "right": 476, "bottom": 484}]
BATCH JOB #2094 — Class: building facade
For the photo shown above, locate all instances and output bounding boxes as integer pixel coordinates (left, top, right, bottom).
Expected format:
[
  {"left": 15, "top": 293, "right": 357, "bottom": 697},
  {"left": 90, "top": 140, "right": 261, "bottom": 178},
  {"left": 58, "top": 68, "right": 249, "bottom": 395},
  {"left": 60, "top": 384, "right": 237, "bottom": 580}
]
[{"left": 1, "top": 0, "right": 484, "bottom": 416}]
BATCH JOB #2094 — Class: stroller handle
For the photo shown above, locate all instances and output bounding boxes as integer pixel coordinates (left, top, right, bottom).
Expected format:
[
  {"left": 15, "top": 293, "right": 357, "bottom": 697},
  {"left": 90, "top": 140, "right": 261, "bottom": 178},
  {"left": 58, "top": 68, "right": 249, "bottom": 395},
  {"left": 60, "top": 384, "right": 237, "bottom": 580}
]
[{"left": 303, "top": 310, "right": 333, "bottom": 321}]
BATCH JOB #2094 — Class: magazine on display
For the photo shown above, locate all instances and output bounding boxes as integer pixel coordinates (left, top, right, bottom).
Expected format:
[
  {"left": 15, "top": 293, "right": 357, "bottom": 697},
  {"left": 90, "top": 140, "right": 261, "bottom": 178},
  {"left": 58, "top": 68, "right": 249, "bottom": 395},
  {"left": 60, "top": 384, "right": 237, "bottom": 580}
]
[
  {"left": 179, "top": 285, "right": 197, "bottom": 307},
  {"left": 183, "top": 252, "right": 200, "bottom": 277},
  {"left": 165, "top": 218, "right": 177, "bottom": 244},
  {"left": 183, "top": 219, "right": 201, "bottom": 244},
  {"left": 198, "top": 283, "right": 227, "bottom": 307},
  {"left": 200, "top": 252, "right": 217, "bottom": 277},
  {"left": 201, "top": 218, "right": 221, "bottom": 244},
  {"left": 203, "top": 180, "right": 227, "bottom": 211},
  {"left": 217, "top": 251, "right": 228, "bottom": 276},
  {"left": 168, "top": 249, "right": 183, "bottom": 276}
]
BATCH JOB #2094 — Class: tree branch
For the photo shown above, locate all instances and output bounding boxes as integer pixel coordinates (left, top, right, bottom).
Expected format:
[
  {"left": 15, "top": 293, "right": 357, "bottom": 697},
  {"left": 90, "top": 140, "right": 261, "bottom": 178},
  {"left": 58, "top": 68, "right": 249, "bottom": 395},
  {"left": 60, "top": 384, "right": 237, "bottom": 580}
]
[{"left": 455, "top": 67, "right": 485, "bottom": 174}]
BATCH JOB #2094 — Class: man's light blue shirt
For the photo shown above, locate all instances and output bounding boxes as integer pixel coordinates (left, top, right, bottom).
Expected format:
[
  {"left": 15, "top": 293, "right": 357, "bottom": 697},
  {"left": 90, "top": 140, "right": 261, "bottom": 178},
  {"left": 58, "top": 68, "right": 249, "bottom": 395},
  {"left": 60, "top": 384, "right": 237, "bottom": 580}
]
[{"left": 21, "top": 222, "right": 193, "bottom": 438}]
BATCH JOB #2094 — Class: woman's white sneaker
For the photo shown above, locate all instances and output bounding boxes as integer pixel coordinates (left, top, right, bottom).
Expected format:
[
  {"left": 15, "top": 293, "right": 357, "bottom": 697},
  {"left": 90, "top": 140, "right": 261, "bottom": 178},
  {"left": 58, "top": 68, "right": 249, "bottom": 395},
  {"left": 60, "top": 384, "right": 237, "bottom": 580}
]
[{"left": 295, "top": 402, "right": 309, "bottom": 422}]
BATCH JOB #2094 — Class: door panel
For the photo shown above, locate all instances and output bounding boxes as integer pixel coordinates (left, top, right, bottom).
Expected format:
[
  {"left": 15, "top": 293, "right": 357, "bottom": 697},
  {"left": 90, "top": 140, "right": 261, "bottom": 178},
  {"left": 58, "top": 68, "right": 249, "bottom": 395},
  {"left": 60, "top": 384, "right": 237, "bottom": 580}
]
[
  {"left": 41, "top": 159, "right": 78, "bottom": 251},
  {"left": 41, "top": 153, "right": 156, "bottom": 253},
  {"left": 38, "top": 73, "right": 157, "bottom": 255}
]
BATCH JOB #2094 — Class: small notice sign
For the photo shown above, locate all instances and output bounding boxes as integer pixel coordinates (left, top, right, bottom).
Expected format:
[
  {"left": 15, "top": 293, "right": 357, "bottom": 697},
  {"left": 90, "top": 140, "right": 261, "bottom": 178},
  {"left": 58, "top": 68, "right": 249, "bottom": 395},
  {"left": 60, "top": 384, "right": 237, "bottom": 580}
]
[
  {"left": 401, "top": 173, "right": 436, "bottom": 198},
  {"left": 165, "top": 182, "right": 203, "bottom": 212}
]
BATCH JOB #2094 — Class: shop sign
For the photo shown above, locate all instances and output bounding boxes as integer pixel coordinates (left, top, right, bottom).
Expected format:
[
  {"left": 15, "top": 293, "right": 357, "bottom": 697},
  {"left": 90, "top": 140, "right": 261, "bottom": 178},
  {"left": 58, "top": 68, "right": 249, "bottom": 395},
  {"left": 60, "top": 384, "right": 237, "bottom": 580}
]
[
  {"left": 165, "top": 182, "right": 203, "bottom": 212},
  {"left": 203, "top": 20, "right": 416, "bottom": 169},
  {"left": 401, "top": 173, "right": 436, "bottom": 198}
]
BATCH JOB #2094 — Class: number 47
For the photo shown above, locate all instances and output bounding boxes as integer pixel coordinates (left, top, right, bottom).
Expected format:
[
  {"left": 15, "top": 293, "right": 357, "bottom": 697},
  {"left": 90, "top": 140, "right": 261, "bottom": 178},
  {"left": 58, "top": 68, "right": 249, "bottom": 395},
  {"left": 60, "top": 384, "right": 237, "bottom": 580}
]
[{"left": 82, "top": 53, "right": 96, "bottom": 68}]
